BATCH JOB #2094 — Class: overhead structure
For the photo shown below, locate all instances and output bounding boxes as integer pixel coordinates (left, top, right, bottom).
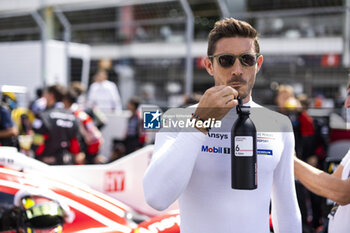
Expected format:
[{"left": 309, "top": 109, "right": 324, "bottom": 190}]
[
  {"left": 56, "top": 0, "right": 195, "bottom": 95},
  {"left": 54, "top": 8, "right": 72, "bottom": 86},
  {"left": 217, "top": 0, "right": 230, "bottom": 18},
  {"left": 179, "top": 0, "right": 194, "bottom": 97},
  {"left": 31, "top": 11, "right": 47, "bottom": 88}
]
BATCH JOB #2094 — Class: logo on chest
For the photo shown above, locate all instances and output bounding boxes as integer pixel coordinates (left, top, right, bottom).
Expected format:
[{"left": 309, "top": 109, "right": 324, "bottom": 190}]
[
  {"left": 207, "top": 132, "right": 228, "bottom": 140},
  {"left": 257, "top": 149, "right": 273, "bottom": 156},
  {"left": 201, "top": 132, "right": 276, "bottom": 156},
  {"left": 257, "top": 133, "right": 276, "bottom": 143},
  {"left": 201, "top": 145, "right": 230, "bottom": 154},
  {"left": 257, "top": 134, "right": 275, "bottom": 156}
]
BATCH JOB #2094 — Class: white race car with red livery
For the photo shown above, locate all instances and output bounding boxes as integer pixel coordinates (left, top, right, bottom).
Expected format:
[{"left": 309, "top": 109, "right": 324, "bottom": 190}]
[{"left": 0, "top": 146, "right": 180, "bottom": 233}]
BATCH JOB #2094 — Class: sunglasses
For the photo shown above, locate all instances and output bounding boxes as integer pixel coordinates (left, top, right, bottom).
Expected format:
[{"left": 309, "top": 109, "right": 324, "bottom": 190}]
[{"left": 209, "top": 53, "right": 260, "bottom": 68}]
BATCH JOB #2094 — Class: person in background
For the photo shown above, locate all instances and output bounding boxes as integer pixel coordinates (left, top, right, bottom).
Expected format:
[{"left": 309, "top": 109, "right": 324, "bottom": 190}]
[
  {"left": 11, "top": 108, "right": 35, "bottom": 136},
  {"left": 12, "top": 188, "right": 74, "bottom": 233},
  {"left": 297, "top": 93, "right": 324, "bottom": 232},
  {"left": 10, "top": 107, "right": 35, "bottom": 156},
  {"left": 294, "top": 80, "right": 350, "bottom": 233},
  {"left": 275, "top": 85, "right": 302, "bottom": 153},
  {"left": 1, "top": 92, "right": 18, "bottom": 111},
  {"left": 63, "top": 88, "right": 104, "bottom": 164},
  {"left": 71, "top": 81, "right": 107, "bottom": 130},
  {"left": 124, "top": 97, "right": 143, "bottom": 155},
  {"left": 275, "top": 84, "right": 295, "bottom": 113},
  {"left": 276, "top": 86, "right": 317, "bottom": 232},
  {"left": 0, "top": 94, "right": 18, "bottom": 147},
  {"left": 297, "top": 94, "right": 316, "bottom": 162},
  {"left": 70, "top": 81, "right": 87, "bottom": 107},
  {"left": 30, "top": 88, "right": 46, "bottom": 117},
  {"left": 87, "top": 70, "right": 122, "bottom": 112},
  {"left": 32, "top": 84, "right": 83, "bottom": 165}
]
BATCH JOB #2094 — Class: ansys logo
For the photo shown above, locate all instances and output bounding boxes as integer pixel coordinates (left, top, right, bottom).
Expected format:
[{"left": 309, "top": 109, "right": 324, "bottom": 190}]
[{"left": 143, "top": 110, "right": 162, "bottom": 129}]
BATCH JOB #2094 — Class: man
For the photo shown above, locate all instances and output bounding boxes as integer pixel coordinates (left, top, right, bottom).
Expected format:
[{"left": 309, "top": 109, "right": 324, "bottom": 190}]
[
  {"left": 294, "top": 80, "right": 350, "bottom": 233},
  {"left": 33, "top": 84, "right": 82, "bottom": 165},
  {"left": 87, "top": 70, "right": 122, "bottom": 112},
  {"left": 124, "top": 97, "right": 143, "bottom": 154},
  {"left": 0, "top": 95, "right": 18, "bottom": 146},
  {"left": 143, "top": 18, "right": 301, "bottom": 233},
  {"left": 63, "top": 88, "right": 103, "bottom": 164}
]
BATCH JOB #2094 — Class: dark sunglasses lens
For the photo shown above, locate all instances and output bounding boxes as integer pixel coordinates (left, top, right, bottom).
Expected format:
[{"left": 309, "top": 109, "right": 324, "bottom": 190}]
[
  {"left": 239, "top": 54, "right": 257, "bottom": 66},
  {"left": 218, "top": 55, "right": 235, "bottom": 68}
]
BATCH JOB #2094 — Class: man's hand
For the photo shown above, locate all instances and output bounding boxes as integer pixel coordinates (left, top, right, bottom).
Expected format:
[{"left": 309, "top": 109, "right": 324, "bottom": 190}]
[{"left": 195, "top": 85, "right": 239, "bottom": 121}]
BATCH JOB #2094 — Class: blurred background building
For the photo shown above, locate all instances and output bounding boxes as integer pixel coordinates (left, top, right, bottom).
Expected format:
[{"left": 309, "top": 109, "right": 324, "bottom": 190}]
[{"left": 0, "top": 0, "right": 349, "bottom": 108}]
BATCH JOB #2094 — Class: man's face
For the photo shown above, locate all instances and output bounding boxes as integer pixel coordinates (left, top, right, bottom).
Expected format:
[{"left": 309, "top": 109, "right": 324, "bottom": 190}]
[
  {"left": 95, "top": 72, "right": 107, "bottom": 82},
  {"left": 43, "top": 91, "right": 55, "bottom": 108},
  {"left": 276, "top": 91, "right": 292, "bottom": 108},
  {"left": 204, "top": 37, "right": 263, "bottom": 101}
]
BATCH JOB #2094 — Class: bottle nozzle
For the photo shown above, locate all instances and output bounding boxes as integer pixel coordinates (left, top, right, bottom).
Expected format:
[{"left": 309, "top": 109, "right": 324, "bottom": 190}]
[
  {"left": 237, "top": 97, "right": 243, "bottom": 106},
  {"left": 236, "top": 97, "right": 242, "bottom": 114},
  {"left": 236, "top": 97, "right": 250, "bottom": 114}
]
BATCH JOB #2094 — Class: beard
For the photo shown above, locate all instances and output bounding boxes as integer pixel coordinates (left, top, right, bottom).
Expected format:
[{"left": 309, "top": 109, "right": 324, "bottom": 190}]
[{"left": 226, "top": 75, "right": 255, "bottom": 99}]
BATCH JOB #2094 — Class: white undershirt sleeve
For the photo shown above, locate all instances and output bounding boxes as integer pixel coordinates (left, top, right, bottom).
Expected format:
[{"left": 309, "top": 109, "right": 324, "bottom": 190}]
[
  {"left": 271, "top": 121, "right": 302, "bottom": 233},
  {"left": 143, "top": 130, "right": 207, "bottom": 210}
]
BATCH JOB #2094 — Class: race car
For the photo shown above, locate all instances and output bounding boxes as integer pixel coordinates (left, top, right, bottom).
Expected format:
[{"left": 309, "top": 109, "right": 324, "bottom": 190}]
[{"left": 0, "top": 146, "right": 180, "bottom": 233}]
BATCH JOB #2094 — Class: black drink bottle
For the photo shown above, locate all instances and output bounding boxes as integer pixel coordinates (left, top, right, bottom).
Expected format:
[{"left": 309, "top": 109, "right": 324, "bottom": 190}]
[{"left": 231, "top": 98, "right": 257, "bottom": 190}]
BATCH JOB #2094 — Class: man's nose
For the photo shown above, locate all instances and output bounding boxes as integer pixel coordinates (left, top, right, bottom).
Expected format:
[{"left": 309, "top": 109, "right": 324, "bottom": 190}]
[{"left": 230, "top": 58, "right": 243, "bottom": 76}]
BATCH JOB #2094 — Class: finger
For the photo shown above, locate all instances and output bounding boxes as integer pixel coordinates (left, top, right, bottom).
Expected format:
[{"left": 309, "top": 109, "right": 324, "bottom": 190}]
[
  {"left": 202, "top": 85, "right": 225, "bottom": 98},
  {"left": 211, "top": 85, "right": 227, "bottom": 93},
  {"left": 225, "top": 98, "right": 239, "bottom": 108},
  {"left": 222, "top": 94, "right": 235, "bottom": 105},
  {"left": 220, "top": 86, "right": 238, "bottom": 98},
  {"left": 222, "top": 92, "right": 237, "bottom": 100},
  {"left": 222, "top": 93, "right": 238, "bottom": 105}
]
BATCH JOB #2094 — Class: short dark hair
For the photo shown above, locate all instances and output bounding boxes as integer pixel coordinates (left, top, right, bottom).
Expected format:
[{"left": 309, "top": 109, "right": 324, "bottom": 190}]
[
  {"left": 36, "top": 88, "right": 43, "bottom": 98},
  {"left": 64, "top": 88, "right": 78, "bottom": 104},
  {"left": 128, "top": 97, "right": 140, "bottom": 109},
  {"left": 46, "top": 84, "right": 66, "bottom": 102},
  {"left": 207, "top": 17, "right": 260, "bottom": 56}
]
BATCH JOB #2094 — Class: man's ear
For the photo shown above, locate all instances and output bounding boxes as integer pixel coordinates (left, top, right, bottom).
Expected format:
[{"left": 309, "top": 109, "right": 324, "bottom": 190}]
[
  {"left": 256, "top": 55, "right": 263, "bottom": 73},
  {"left": 204, "top": 57, "right": 214, "bottom": 76}
]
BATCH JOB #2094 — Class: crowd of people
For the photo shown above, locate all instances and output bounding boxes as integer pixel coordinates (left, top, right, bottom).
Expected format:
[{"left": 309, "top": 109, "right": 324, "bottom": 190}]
[
  {"left": 272, "top": 82, "right": 350, "bottom": 232},
  {"left": 0, "top": 70, "right": 144, "bottom": 165},
  {"left": 275, "top": 84, "right": 330, "bottom": 232}
]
